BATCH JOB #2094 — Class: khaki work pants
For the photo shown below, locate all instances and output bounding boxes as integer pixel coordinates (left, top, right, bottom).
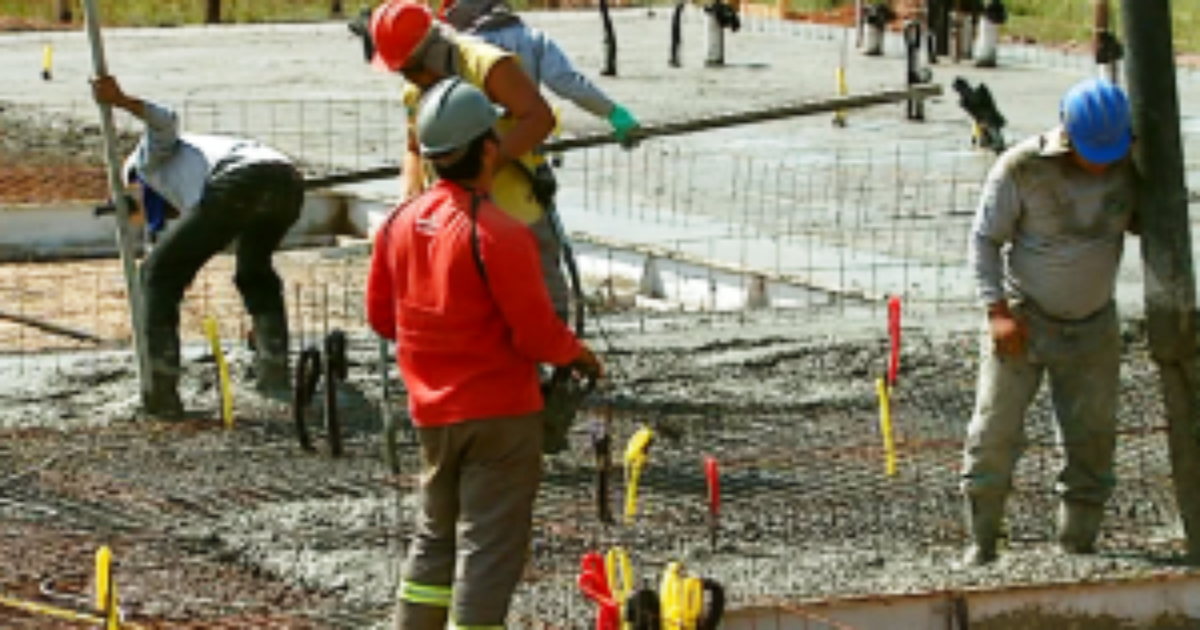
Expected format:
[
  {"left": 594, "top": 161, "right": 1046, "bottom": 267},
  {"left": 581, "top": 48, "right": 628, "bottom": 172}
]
[
  {"left": 961, "top": 301, "right": 1121, "bottom": 509},
  {"left": 394, "top": 413, "right": 543, "bottom": 630}
]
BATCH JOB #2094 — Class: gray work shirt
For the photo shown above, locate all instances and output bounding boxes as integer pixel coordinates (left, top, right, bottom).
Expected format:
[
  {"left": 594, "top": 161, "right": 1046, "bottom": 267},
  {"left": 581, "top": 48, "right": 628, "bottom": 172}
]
[
  {"left": 474, "top": 23, "right": 615, "bottom": 119},
  {"left": 969, "top": 128, "right": 1137, "bottom": 321},
  {"left": 123, "top": 101, "right": 292, "bottom": 214}
]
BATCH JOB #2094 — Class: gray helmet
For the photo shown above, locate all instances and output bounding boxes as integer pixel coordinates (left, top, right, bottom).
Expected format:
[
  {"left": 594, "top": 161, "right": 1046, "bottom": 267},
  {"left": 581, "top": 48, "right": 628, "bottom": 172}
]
[{"left": 416, "top": 78, "right": 502, "bottom": 163}]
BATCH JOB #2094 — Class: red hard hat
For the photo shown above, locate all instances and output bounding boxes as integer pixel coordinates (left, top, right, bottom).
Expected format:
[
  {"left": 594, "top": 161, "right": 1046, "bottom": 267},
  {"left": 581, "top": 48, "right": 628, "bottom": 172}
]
[{"left": 369, "top": 0, "right": 435, "bottom": 72}]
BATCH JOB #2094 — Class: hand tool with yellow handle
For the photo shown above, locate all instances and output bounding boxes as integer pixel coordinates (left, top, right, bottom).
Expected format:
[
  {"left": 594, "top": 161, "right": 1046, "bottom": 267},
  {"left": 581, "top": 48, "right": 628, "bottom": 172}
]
[
  {"left": 660, "top": 562, "right": 702, "bottom": 630},
  {"left": 605, "top": 547, "right": 633, "bottom": 626}
]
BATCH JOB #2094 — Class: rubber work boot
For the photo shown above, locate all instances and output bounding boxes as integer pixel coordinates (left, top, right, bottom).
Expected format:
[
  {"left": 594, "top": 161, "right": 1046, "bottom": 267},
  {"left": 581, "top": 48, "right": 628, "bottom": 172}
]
[
  {"left": 961, "top": 496, "right": 1004, "bottom": 566},
  {"left": 1058, "top": 501, "right": 1104, "bottom": 555},
  {"left": 251, "top": 311, "right": 291, "bottom": 400},
  {"left": 143, "top": 327, "right": 185, "bottom": 420}
]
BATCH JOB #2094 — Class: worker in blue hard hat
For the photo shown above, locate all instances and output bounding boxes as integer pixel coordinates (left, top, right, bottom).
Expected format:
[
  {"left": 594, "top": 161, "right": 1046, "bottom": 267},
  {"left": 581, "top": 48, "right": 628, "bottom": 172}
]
[{"left": 959, "top": 77, "right": 1138, "bottom": 566}]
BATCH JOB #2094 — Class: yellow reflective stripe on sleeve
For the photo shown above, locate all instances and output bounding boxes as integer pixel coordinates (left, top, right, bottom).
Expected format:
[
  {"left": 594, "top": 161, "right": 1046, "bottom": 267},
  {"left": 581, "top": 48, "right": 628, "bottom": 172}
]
[{"left": 397, "top": 581, "right": 452, "bottom": 607}]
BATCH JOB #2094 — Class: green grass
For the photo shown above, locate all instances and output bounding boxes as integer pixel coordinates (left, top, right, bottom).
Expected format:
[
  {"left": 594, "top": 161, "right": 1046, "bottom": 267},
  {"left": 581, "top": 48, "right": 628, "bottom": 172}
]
[
  {"left": 776, "top": 0, "right": 1200, "bottom": 53},
  {"left": 1, "top": 0, "right": 1197, "bottom": 52}
]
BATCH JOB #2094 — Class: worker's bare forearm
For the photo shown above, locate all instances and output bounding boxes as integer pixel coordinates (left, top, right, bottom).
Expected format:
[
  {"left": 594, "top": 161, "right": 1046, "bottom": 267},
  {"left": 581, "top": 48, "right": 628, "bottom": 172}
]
[{"left": 111, "top": 95, "right": 147, "bottom": 119}]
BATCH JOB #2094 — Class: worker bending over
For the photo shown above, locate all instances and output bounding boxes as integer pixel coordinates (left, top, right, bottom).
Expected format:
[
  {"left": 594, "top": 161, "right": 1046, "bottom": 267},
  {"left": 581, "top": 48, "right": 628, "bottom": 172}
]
[{"left": 91, "top": 75, "right": 303, "bottom": 418}]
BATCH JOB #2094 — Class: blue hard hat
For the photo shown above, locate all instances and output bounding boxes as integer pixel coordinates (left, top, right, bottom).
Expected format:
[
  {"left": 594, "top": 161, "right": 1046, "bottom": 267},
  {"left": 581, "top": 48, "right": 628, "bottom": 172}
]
[{"left": 1060, "top": 78, "right": 1132, "bottom": 166}]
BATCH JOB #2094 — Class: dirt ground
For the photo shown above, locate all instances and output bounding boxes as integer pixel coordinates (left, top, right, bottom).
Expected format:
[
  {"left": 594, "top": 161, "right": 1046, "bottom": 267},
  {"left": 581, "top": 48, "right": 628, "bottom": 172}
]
[{"left": 2, "top": 8, "right": 1200, "bottom": 629}]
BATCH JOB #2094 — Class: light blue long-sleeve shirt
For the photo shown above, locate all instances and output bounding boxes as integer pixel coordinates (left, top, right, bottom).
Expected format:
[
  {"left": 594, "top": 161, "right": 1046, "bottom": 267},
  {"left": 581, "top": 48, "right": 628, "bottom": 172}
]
[
  {"left": 474, "top": 23, "right": 615, "bottom": 119},
  {"left": 123, "top": 101, "right": 291, "bottom": 214}
]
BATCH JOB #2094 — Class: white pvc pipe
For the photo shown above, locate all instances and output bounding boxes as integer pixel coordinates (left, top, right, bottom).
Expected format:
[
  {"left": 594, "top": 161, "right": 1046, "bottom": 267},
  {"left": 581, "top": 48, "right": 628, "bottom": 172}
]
[
  {"left": 705, "top": 9, "right": 724, "bottom": 66},
  {"left": 864, "top": 24, "right": 884, "bottom": 56},
  {"left": 974, "top": 17, "right": 1000, "bottom": 67},
  {"left": 81, "top": 0, "right": 151, "bottom": 401}
]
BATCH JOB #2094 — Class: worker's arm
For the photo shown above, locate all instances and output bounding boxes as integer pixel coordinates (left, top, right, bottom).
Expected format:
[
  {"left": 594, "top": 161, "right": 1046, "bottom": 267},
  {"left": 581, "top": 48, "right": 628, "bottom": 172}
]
[
  {"left": 478, "top": 212, "right": 601, "bottom": 377},
  {"left": 401, "top": 129, "right": 426, "bottom": 201},
  {"left": 366, "top": 217, "right": 399, "bottom": 341},
  {"left": 482, "top": 57, "right": 554, "bottom": 169},
  {"left": 969, "top": 157, "right": 1026, "bottom": 356},
  {"left": 532, "top": 30, "right": 615, "bottom": 118},
  {"left": 91, "top": 75, "right": 180, "bottom": 171}
]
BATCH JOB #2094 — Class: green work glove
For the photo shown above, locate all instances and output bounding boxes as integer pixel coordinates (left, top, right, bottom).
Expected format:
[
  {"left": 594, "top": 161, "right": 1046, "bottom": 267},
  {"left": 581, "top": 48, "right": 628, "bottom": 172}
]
[{"left": 608, "top": 103, "right": 641, "bottom": 147}]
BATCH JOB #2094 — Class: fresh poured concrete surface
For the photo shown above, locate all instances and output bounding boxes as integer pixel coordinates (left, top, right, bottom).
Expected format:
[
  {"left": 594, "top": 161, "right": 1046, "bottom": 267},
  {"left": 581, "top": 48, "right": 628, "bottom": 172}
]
[{"left": 3, "top": 10, "right": 1200, "bottom": 314}]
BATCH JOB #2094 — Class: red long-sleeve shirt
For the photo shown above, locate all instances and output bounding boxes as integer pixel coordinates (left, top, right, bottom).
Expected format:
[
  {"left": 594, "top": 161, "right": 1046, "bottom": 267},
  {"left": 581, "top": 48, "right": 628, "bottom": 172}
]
[{"left": 366, "top": 180, "right": 582, "bottom": 427}]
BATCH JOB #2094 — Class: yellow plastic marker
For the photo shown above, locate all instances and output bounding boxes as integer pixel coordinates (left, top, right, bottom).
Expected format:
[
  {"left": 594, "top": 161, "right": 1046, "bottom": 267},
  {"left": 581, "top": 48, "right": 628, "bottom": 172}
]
[
  {"left": 623, "top": 426, "right": 655, "bottom": 525},
  {"left": 833, "top": 66, "right": 848, "bottom": 126},
  {"left": 95, "top": 546, "right": 120, "bottom": 629},
  {"left": 42, "top": 44, "right": 52, "bottom": 81},
  {"left": 203, "top": 317, "right": 234, "bottom": 429},
  {"left": 876, "top": 378, "right": 897, "bottom": 476}
]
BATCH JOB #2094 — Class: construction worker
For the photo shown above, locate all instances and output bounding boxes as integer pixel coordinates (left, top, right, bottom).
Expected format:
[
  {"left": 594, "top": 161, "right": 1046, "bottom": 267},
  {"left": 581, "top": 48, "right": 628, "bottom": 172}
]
[
  {"left": 91, "top": 75, "right": 303, "bottom": 417},
  {"left": 440, "top": 0, "right": 641, "bottom": 147},
  {"left": 365, "top": 78, "right": 603, "bottom": 629},
  {"left": 961, "top": 78, "right": 1137, "bottom": 565},
  {"left": 369, "top": 0, "right": 630, "bottom": 320}
]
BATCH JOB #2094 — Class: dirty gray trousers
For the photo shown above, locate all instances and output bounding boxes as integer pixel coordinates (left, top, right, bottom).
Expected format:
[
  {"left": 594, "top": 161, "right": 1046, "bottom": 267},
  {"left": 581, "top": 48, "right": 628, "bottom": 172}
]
[
  {"left": 394, "top": 413, "right": 543, "bottom": 629},
  {"left": 962, "top": 301, "right": 1121, "bottom": 510},
  {"left": 528, "top": 214, "right": 570, "bottom": 323}
]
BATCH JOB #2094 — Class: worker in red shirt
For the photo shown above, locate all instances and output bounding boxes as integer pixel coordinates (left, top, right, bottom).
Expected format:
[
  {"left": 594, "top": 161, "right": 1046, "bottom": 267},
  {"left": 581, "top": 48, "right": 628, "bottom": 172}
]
[{"left": 366, "top": 78, "right": 603, "bottom": 630}]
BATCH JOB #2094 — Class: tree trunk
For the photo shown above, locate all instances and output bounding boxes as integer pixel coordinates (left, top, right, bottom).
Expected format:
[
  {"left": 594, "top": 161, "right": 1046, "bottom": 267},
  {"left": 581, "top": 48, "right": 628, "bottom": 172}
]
[
  {"left": 205, "top": 0, "right": 221, "bottom": 24},
  {"left": 55, "top": 0, "right": 73, "bottom": 23}
]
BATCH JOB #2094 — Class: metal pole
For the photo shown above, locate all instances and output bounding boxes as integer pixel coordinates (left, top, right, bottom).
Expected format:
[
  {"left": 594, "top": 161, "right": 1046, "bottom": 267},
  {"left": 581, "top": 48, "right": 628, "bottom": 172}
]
[
  {"left": 303, "top": 84, "right": 944, "bottom": 189},
  {"left": 1121, "top": 0, "right": 1200, "bottom": 562},
  {"left": 55, "top": 0, "right": 72, "bottom": 23},
  {"left": 1095, "top": 0, "right": 1120, "bottom": 83},
  {"left": 80, "top": 0, "right": 151, "bottom": 402}
]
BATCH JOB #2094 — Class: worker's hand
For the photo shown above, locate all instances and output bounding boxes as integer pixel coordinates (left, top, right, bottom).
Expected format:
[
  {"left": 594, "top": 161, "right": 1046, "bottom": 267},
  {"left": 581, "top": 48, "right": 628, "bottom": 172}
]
[
  {"left": 608, "top": 104, "right": 641, "bottom": 149},
  {"left": 569, "top": 343, "right": 604, "bottom": 381},
  {"left": 90, "top": 75, "right": 130, "bottom": 109},
  {"left": 988, "top": 302, "right": 1027, "bottom": 357}
]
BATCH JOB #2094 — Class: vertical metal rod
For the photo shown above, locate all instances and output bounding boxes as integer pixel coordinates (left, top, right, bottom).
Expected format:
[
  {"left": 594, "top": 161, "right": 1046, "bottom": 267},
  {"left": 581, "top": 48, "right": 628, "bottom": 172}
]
[{"left": 81, "top": 0, "right": 150, "bottom": 401}]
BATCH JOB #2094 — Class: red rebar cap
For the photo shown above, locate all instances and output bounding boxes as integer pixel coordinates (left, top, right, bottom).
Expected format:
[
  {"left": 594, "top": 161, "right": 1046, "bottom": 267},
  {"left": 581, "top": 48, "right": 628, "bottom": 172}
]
[{"left": 370, "top": 0, "right": 435, "bottom": 72}]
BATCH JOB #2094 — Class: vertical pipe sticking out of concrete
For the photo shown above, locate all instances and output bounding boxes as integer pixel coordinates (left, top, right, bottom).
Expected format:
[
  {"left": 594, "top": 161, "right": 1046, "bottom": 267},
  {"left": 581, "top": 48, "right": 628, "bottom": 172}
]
[
  {"left": 81, "top": 0, "right": 150, "bottom": 405},
  {"left": 1121, "top": 0, "right": 1200, "bottom": 562},
  {"left": 1095, "top": 0, "right": 1119, "bottom": 83}
]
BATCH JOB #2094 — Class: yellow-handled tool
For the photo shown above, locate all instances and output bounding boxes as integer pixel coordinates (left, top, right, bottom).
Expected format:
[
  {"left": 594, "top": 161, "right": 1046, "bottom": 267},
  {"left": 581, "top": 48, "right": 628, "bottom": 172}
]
[
  {"left": 605, "top": 546, "right": 633, "bottom": 625},
  {"left": 660, "top": 562, "right": 702, "bottom": 630}
]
